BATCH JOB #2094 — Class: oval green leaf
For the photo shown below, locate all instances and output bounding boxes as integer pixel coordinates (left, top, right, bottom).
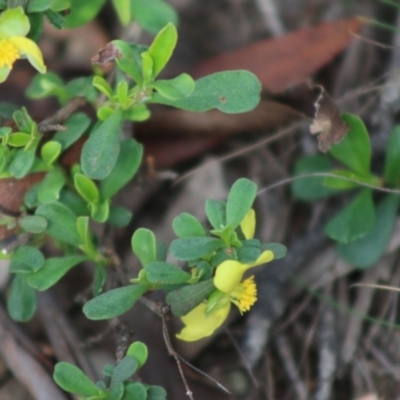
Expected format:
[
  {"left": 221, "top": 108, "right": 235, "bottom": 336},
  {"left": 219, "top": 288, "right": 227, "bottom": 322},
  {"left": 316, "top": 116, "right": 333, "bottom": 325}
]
[
  {"left": 324, "top": 189, "right": 375, "bottom": 243},
  {"left": 329, "top": 114, "right": 371, "bottom": 176},
  {"left": 83, "top": 284, "right": 149, "bottom": 320},
  {"left": 170, "top": 237, "right": 223, "bottom": 261},
  {"left": 53, "top": 362, "right": 104, "bottom": 396},
  {"left": 81, "top": 109, "right": 123, "bottom": 180},
  {"left": 338, "top": 194, "right": 400, "bottom": 268},
  {"left": 151, "top": 70, "right": 261, "bottom": 114},
  {"left": 226, "top": 178, "right": 257, "bottom": 229}
]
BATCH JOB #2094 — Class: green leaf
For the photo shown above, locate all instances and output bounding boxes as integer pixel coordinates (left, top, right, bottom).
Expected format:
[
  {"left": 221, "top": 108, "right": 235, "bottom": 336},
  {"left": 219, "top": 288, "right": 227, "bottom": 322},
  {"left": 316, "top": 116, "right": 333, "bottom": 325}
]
[
  {"left": 236, "top": 240, "right": 261, "bottom": 263},
  {"left": 384, "top": 125, "right": 400, "bottom": 186},
  {"left": 37, "top": 168, "right": 66, "bottom": 203},
  {"left": 147, "top": 386, "right": 167, "bottom": 400},
  {"left": 27, "top": 0, "right": 53, "bottom": 12},
  {"left": 66, "top": 77, "right": 97, "bottom": 103},
  {"left": 152, "top": 73, "right": 195, "bottom": 100},
  {"left": 93, "top": 263, "right": 106, "bottom": 296},
  {"left": 27, "top": 12, "right": 44, "bottom": 42},
  {"left": 148, "top": 22, "right": 177, "bottom": 78},
  {"left": 166, "top": 279, "right": 215, "bottom": 317},
  {"left": 83, "top": 284, "right": 149, "bottom": 320},
  {"left": 145, "top": 261, "right": 191, "bottom": 284},
  {"left": 323, "top": 169, "right": 365, "bottom": 190},
  {"left": 292, "top": 154, "right": 338, "bottom": 200},
  {"left": 45, "top": 9, "right": 65, "bottom": 29},
  {"left": 131, "top": 0, "right": 178, "bottom": 34},
  {"left": 329, "top": 114, "right": 371, "bottom": 176},
  {"left": 100, "top": 138, "right": 143, "bottom": 199},
  {"left": 9, "top": 246, "right": 45, "bottom": 273},
  {"left": 131, "top": 228, "right": 157, "bottom": 267},
  {"left": 111, "top": 0, "right": 130, "bottom": 25},
  {"left": 324, "top": 190, "right": 375, "bottom": 243},
  {"left": 74, "top": 173, "right": 99, "bottom": 203},
  {"left": 111, "top": 356, "right": 138, "bottom": 388},
  {"left": 0, "top": 146, "right": 11, "bottom": 174},
  {"left": 41, "top": 141, "right": 62, "bottom": 165},
  {"left": 8, "top": 144, "right": 38, "bottom": 178},
  {"left": 7, "top": 275, "right": 37, "bottom": 322},
  {"left": 52, "top": 113, "right": 91, "bottom": 150},
  {"left": 26, "top": 72, "right": 68, "bottom": 104},
  {"left": 108, "top": 206, "right": 132, "bottom": 227},
  {"left": 141, "top": 51, "right": 153, "bottom": 85},
  {"left": 58, "top": 189, "right": 88, "bottom": 216},
  {"left": 170, "top": 237, "right": 223, "bottom": 261},
  {"left": 261, "top": 243, "right": 287, "bottom": 259},
  {"left": 28, "top": 255, "right": 87, "bottom": 290},
  {"left": 338, "top": 194, "right": 400, "bottom": 268},
  {"left": 111, "top": 40, "right": 143, "bottom": 85},
  {"left": 7, "top": 132, "right": 31, "bottom": 147},
  {"left": 18, "top": 215, "right": 47, "bottom": 233},
  {"left": 127, "top": 341, "right": 148, "bottom": 367},
  {"left": 81, "top": 109, "right": 123, "bottom": 180},
  {"left": 172, "top": 213, "right": 205, "bottom": 238},
  {"left": 151, "top": 71, "right": 261, "bottom": 114},
  {"left": 51, "top": 0, "right": 70, "bottom": 12},
  {"left": 205, "top": 199, "right": 226, "bottom": 229},
  {"left": 226, "top": 178, "right": 257, "bottom": 229},
  {"left": 36, "top": 201, "right": 81, "bottom": 246},
  {"left": 53, "top": 362, "right": 104, "bottom": 396},
  {"left": 123, "top": 104, "right": 150, "bottom": 121},
  {"left": 64, "top": 0, "right": 105, "bottom": 28},
  {"left": 122, "top": 383, "right": 147, "bottom": 400},
  {"left": 92, "top": 75, "right": 113, "bottom": 98},
  {"left": 76, "top": 215, "right": 94, "bottom": 251},
  {"left": 108, "top": 382, "right": 123, "bottom": 400},
  {"left": 90, "top": 199, "right": 109, "bottom": 223},
  {"left": 13, "top": 108, "right": 35, "bottom": 134},
  {"left": 117, "top": 80, "right": 129, "bottom": 107}
]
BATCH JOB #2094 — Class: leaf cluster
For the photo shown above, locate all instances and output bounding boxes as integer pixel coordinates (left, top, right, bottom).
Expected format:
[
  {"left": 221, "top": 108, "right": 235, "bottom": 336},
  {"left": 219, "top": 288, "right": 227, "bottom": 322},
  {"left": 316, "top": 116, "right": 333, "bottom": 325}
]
[{"left": 292, "top": 114, "right": 400, "bottom": 268}]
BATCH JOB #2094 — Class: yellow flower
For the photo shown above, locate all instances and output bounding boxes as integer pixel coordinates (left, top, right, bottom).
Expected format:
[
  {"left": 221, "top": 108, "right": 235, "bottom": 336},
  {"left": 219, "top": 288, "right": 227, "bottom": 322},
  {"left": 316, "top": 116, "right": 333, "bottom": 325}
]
[
  {"left": 0, "top": 7, "right": 46, "bottom": 83},
  {"left": 177, "top": 209, "right": 274, "bottom": 342}
]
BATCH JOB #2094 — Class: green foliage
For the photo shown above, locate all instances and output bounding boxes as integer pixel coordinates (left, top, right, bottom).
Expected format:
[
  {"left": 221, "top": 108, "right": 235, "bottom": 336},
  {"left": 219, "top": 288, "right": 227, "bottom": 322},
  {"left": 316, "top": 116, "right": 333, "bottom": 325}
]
[
  {"left": 329, "top": 114, "right": 371, "bottom": 176},
  {"left": 83, "top": 284, "right": 149, "bottom": 320},
  {"left": 53, "top": 341, "right": 165, "bottom": 399},
  {"left": 0, "top": 3, "right": 285, "bottom": 398},
  {"left": 226, "top": 178, "right": 257, "bottom": 229},
  {"left": 292, "top": 154, "right": 338, "bottom": 200},
  {"left": 152, "top": 70, "right": 262, "bottom": 113},
  {"left": 81, "top": 109, "right": 123, "bottom": 180},
  {"left": 324, "top": 190, "right": 375, "bottom": 243},
  {"left": 338, "top": 194, "right": 400, "bottom": 268},
  {"left": 292, "top": 112, "right": 400, "bottom": 270},
  {"left": 384, "top": 125, "right": 400, "bottom": 186},
  {"left": 130, "top": 0, "right": 178, "bottom": 34},
  {"left": 166, "top": 279, "right": 215, "bottom": 316}
]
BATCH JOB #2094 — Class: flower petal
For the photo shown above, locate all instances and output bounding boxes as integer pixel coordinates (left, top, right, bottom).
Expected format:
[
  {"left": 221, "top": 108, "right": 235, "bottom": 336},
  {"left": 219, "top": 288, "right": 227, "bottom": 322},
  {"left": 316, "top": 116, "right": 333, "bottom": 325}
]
[
  {"left": 0, "top": 65, "right": 11, "bottom": 83},
  {"left": 10, "top": 37, "right": 46, "bottom": 73},
  {"left": 240, "top": 208, "right": 255, "bottom": 239},
  {"left": 250, "top": 249, "right": 274, "bottom": 267},
  {"left": 214, "top": 259, "right": 247, "bottom": 293},
  {"left": 0, "top": 7, "right": 30, "bottom": 38},
  {"left": 176, "top": 302, "right": 230, "bottom": 342}
]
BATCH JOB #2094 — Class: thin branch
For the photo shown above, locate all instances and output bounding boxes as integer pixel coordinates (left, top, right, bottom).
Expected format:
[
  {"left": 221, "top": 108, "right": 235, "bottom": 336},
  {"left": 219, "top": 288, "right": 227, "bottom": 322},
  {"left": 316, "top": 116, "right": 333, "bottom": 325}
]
[{"left": 257, "top": 172, "right": 400, "bottom": 195}]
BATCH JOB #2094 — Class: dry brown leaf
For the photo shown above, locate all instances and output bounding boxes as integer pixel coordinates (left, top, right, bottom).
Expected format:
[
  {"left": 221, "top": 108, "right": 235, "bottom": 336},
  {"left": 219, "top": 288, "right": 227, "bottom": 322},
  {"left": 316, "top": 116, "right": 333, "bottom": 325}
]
[
  {"left": 194, "top": 18, "right": 364, "bottom": 93},
  {"left": 310, "top": 84, "right": 349, "bottom": 152}
]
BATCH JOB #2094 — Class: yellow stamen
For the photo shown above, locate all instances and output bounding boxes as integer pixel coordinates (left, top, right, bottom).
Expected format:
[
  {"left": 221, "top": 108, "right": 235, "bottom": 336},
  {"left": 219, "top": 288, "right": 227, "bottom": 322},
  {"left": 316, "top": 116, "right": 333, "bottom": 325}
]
[
  {"left": 0, "top": 39, "right": 20, "bottom": 69},
  {"left": 230, "top": 275, "right": 257, "bottom": 313}
]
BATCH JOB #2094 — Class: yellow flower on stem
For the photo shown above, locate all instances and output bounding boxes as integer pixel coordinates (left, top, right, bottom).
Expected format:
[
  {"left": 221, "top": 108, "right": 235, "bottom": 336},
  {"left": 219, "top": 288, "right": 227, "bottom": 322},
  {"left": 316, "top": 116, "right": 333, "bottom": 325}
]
[
  {"left": 177, "top": 209, "right": 274, "bottom": 342},
  {"left": 0, "top": 7, "right": 46, "bottom": 83}
]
